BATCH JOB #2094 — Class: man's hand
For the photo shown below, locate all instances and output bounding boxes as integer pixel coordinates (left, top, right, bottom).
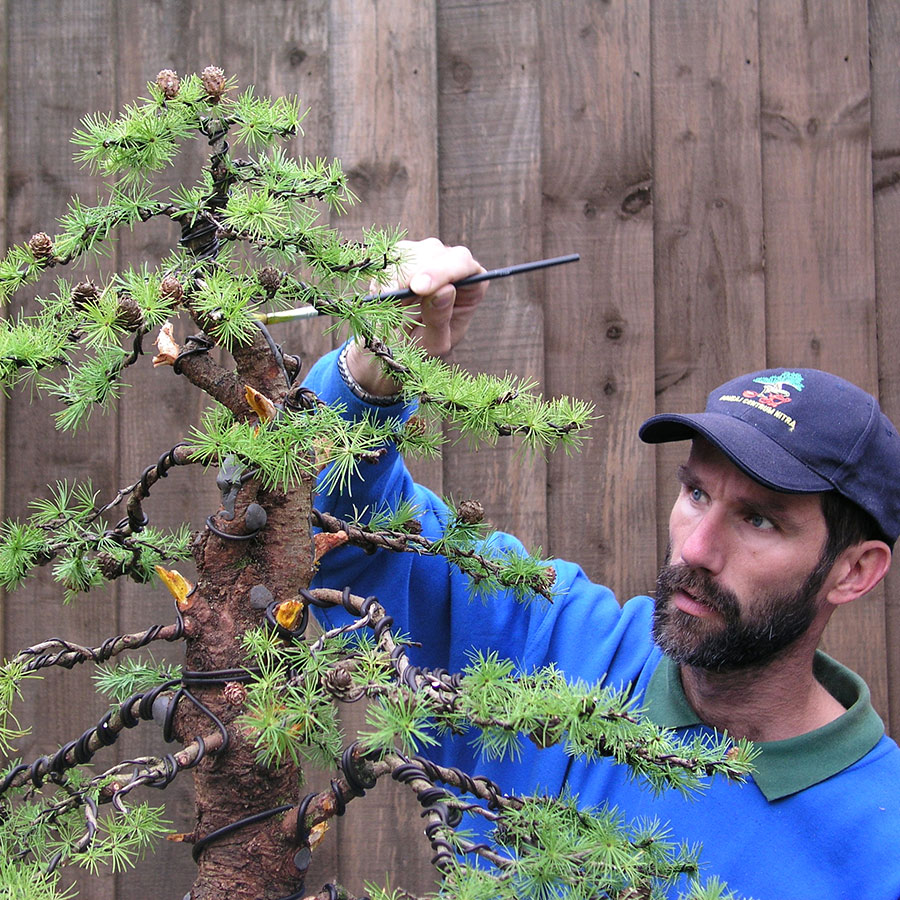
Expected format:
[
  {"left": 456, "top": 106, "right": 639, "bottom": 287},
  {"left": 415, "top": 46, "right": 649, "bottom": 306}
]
[{"left": 345, "top": 238, "right": 487, "bottom": 397}]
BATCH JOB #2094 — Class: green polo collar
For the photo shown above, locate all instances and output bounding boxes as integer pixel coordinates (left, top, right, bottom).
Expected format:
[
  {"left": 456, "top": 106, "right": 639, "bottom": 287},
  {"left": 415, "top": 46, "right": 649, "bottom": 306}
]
[{"left": 644, "top": 652, "right": 885, "bottom": 801}]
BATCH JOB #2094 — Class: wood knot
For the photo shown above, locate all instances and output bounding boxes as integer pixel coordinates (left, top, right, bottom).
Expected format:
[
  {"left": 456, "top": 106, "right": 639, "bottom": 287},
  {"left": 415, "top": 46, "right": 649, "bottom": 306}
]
[
  {"left": 605, "top": 321, "right": 625, "bottom": 341},
  {"left": 620, "top": 186, "right": 651, "bottom": 217}
]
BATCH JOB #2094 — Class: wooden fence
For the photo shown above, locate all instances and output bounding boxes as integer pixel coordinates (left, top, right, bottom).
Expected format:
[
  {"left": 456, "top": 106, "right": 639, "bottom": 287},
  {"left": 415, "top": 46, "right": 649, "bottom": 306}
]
[{"left": 1, "top": 1, "right": 899, "bottom": 897}]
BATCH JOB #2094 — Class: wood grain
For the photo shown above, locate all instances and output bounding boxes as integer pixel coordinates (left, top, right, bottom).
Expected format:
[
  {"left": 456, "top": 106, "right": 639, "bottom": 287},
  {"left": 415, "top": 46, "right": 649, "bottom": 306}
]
[
  {"left": 437, "top": 0, "right": 547, "bottom": 553},
  {"left": 3, "top": 5, "right": 119, "bottom": 898},
  {"left": 0, "top": 3, "right": 898, "bottom": 897},
  {"left": 758, "top": 0, "right": 887, "bottom": 715},
  {"left": 324, "top": 1, "right": 441, "bottom": 894},
  {"left": 540, "top": 0, "right": 657, "bottom": 602},
  {"left": 868, "top": 0, "right": 900, "bottom": 734},
  {"left": 650, "top": 0, "right": 767, "bottom": 559}
]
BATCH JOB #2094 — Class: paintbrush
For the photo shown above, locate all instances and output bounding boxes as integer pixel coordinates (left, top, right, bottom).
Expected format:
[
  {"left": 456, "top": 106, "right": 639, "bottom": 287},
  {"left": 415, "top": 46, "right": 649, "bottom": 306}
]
[{"left": 254, "top": 253, "right": 580, "bottom": 324}]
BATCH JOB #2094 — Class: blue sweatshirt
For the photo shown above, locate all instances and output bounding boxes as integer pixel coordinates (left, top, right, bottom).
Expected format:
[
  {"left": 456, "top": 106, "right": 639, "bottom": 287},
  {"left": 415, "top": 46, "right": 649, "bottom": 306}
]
[{"left": 305, "top": 346, "right": 900, "bottom": 900}]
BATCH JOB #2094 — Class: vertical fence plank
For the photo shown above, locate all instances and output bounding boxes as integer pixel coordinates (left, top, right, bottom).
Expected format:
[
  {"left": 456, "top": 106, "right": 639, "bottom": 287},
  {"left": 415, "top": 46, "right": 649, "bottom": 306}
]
[
  {"left": 327, "top": 0, "right": 442, "bottom": 492},
  {"left": 3, "top": 4, "right": 119, "bottom": 898},
  {"left": 539, "top": 0, "right": 656, "bottom": 602},
  {"left": 252, "top": 1, "right": 339, "bottom": 376},
  {"left": 437, "top": 0, "right": 546, "bottom": 552},
  {"left": 758, "top": 0, "right": 887, "bottom": 715},
  {"left": 324, "top": 2, "right": 440, "bottom": 893},
  {"left": 869, "top": 0, "right": 900, "bottom": 733},
  {"left": 649, "top": 0, "right": 767, "bottom": 556}
]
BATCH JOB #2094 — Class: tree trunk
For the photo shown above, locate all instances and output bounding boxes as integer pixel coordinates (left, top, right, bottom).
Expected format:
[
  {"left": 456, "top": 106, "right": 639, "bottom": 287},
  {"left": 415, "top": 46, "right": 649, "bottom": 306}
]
[{"left": 174, "top": 327, "right": 318, "bottom": 899}]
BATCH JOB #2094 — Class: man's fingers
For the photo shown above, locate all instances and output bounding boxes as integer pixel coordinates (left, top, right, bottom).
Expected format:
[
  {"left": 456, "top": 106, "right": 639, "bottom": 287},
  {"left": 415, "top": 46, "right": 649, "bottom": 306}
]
[
  {"left": 402, "top": 241, "right": 485, "bottom": 297},
  {"left": 409, "top": 271, "right": 436, "bottom": 296},
  {"left": 418, "top": 287, "right": 456, "bottom": 356}
]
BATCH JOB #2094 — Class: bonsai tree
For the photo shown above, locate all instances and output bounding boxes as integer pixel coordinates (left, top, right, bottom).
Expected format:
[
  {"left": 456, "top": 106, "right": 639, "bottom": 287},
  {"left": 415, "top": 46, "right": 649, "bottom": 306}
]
[{"left": 0, "top": 69, "right": 754, "bottom": 900}]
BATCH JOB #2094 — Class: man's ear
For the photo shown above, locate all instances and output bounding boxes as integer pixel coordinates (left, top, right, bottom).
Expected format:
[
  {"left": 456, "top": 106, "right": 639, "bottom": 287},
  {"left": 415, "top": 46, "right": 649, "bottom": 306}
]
[{"left": 825, "top": 541, "right": 893, "bottom": 607}]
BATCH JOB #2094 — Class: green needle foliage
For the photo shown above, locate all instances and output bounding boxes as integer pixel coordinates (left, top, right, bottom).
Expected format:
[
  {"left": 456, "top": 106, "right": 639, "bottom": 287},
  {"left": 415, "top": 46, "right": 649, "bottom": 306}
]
[
  {"left": 0, "top": 479, "right": 191, "bottom": 600},
  {"left": 92, "top": 658, "right": 182, "bottom": 703},
  {"left": 0, "top": 68, "right": 751, "bottom": 900},
  {"left": 0, "top": 769, "right": 168, "bottom": 892}
]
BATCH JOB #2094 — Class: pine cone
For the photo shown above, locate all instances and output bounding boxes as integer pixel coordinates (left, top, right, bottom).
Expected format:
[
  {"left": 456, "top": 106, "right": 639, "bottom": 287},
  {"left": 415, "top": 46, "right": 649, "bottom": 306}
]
[
  {"left": 404, "top": 518, "right": 423, "bottom": 535},
  {"left": 114, "top": 294, "right": 144, "bottom": 331},
  {"left": 201, "top": 66, "right": 226, "bottom": 100},
  {"left": 28, "top": 232, "right": 54, "bottom": 259},
  {"left": 456, "top": 499, "right": 484, "bottom": 525},
  {"left": 322, "top": 661, "right": 357, "bottom": 696},
  {"left": 71, "top": 280, "right": 100, "bottom": 309},
  {"left": 405, "top": 415, "right": 427, "bottom": 437},
  {"left": 257, "top": 266, "right": 283, "bottom": 297},
  {"left": 223, "top": 682, "right": 247, "bottom": 707},
  {"left": 155, "top": 69, "right": 180, "bottom": 100},
  {"left": 159, "top": 275, "right": 184, "bottom": 302},
  {"left": 97, "top": 551, "right": 126, "bottom": 580}
]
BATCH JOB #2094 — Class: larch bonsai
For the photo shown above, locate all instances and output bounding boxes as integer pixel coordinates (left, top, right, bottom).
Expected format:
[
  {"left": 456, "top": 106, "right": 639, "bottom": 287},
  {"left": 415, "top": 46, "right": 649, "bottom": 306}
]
[{"left": 0, "top": 68, "right": 753, "bottom": 900}]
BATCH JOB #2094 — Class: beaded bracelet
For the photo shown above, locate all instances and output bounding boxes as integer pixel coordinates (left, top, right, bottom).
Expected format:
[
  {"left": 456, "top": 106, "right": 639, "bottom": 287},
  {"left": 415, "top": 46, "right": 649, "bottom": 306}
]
[{"left": 337, "top": 342, "right": 403, "bottom": 406}]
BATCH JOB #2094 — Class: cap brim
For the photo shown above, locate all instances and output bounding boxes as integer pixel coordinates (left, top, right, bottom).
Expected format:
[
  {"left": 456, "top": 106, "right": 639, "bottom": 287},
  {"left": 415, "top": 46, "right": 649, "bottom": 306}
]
[{"left": 639, "top": 412, "right": 834, "bottom": 494}]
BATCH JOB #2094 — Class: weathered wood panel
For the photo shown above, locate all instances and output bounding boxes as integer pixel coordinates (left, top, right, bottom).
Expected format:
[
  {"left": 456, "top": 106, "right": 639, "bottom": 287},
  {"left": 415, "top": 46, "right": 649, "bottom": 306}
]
[
  {"left": 438, "top": 0, "right": 547, "bottom": 551},
  {"left": 325, "top": 1, "right": 440, "bottom": 893},
  {"left": 869, "top": 0, "right": 900, "bottom": 736},
  {"left": 0, "top": 2, "right": 898, "bottom": 898},
  {"left": 650, "top": 0, "right": 767, "bottom": 562},
  {"left": 540, "top": 1, "right": 657, "bottom": 603},
  {"left": 4, "top": 4, "right": 119, "bottom": 898},
  {"left": 758, "top": 0, "right": 886, "bottom": 706}
]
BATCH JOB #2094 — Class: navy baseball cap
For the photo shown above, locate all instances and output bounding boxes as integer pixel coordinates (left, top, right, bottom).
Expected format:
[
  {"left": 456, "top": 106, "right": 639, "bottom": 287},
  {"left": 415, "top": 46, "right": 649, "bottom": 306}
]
[{"left": 639, "top": 368, "right": 900, "bottom": 544}]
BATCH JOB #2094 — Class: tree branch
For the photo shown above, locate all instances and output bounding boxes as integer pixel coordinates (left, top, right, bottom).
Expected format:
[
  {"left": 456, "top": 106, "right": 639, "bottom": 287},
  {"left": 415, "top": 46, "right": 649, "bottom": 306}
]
[{"left": 11, "top": 621, "right": 184, "bottom": 674}]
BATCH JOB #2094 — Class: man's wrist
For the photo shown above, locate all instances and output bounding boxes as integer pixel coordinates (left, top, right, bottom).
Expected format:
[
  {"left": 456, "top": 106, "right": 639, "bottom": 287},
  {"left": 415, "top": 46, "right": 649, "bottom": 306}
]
[{"left": 338, "top": 342, "right": 403, "bottom": 406}]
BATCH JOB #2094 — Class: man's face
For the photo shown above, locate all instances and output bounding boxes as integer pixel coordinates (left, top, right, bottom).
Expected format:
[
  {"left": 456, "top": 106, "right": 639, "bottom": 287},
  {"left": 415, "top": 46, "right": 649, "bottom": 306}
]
[{"left": 653, "top": 438, "right": 833, "bottom": 672}]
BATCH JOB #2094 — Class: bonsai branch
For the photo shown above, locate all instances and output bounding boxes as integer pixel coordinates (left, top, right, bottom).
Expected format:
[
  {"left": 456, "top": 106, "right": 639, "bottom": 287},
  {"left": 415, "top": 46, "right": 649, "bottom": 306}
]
[
  {"left": 310, "top": 513, "right": 557, "bottom": 601},
  {"left": 11, "top": 619, "right": 184, "bottom": 674}
]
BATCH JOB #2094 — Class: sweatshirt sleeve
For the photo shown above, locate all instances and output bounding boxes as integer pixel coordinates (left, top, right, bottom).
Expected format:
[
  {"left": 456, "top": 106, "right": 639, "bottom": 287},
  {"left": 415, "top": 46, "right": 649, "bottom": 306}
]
[
  {"left": 302, "top": 345, "right": 651, "bottom": 679},
  {"left": 301, "top": 345, "right": 661, "bottom": 796}
]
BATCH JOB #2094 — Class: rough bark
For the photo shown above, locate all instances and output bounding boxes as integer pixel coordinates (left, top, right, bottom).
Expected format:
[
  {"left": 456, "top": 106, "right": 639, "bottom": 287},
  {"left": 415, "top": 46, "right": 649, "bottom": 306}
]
[{"left": 172, "top": 317, "right": 318, "bottom": 900}]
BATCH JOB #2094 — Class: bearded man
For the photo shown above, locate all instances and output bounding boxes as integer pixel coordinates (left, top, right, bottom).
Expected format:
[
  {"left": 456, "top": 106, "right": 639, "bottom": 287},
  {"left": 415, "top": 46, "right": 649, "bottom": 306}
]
[{"left": 304, "top": 239, "right": 900, "bottom": 899}]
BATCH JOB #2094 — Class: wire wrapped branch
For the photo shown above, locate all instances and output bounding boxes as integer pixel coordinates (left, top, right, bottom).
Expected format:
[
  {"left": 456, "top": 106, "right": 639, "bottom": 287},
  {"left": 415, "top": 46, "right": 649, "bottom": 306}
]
[
  {"left": 270, "top": 736, "right": 515, "bottom": 882},
  {"left": 169, "top": 331, "right": 256, "bottom": 417},
  {"left": 11, "top": 620, "right": 184, "bottom": 674},
  {"left": 0, "top": 678, "right": 227, "bottom": 798},
  {"left": 9, "top": 732, "right": 220, "bottom": 879},
  {"left": 310, "top": 511, "right": 557, "bottom": 601},
  {"left": 303, "top": 588, "right": 755, "bottom": 787},
  {"left": 98, "top": 730, "right": 225, "bottom": 805},
  {"left": 100, "top": 442, "right": 197, "bottom": 535},
  {"left": 127, "top": 443, "right": 194, "bottom": 528},
  {"left": 393, "top": 753, "right": 522, "bottom": 815},
  {"left": 302, "top": 587, "right": 434, "bottom": 697}
]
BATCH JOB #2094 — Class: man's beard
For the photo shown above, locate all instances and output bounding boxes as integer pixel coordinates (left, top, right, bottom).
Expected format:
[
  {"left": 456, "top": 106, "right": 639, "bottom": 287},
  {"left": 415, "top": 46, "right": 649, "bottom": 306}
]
[{"left": 652, "top": 554, "right": 831, "bottom": 672}]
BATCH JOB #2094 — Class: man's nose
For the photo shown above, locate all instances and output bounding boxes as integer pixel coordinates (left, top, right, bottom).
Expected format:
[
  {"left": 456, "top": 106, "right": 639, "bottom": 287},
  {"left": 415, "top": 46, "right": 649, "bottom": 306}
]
[{"left": 676, "top": 510, "right": 726, "bottom": 575}]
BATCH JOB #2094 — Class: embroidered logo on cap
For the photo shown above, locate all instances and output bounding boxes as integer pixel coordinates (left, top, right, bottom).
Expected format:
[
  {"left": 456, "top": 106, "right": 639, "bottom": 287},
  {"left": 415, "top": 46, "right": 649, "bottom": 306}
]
[
  {"left": 743, "top": 371, "right": 805, "bottom": 407},
  {"left": 718, "top": 371, "right": 804, "bottom": 432}
]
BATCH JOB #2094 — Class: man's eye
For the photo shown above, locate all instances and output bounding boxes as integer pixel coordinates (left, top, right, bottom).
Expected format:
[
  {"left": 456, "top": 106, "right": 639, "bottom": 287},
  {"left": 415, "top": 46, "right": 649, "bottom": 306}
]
[
  {"left": 748, "top": 513, "right": 774, "bottom": 530},
  {"left": 690, "top": 488, "right": 704, "bottom": 503}
]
